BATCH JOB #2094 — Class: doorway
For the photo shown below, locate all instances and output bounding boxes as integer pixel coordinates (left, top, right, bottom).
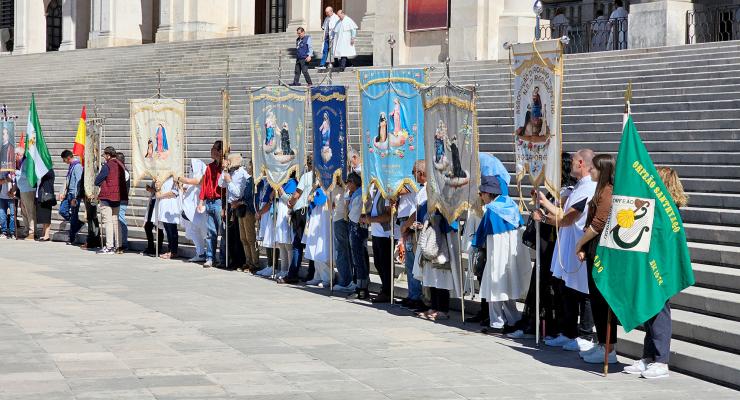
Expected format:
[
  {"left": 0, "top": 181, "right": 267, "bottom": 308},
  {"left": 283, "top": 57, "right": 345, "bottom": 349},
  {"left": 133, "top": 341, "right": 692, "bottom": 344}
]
[
  {"left": 46, "top": 0, "right": 62, "bottom": 51},
  {"left": 321, "top": 0, "right": 342, "bottom": 25}
]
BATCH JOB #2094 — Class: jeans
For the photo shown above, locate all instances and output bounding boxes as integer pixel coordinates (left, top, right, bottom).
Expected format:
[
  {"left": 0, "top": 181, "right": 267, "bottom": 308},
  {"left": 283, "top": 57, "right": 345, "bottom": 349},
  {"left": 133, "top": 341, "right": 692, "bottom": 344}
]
[
  {"left": 643, "top": 303, "right": 672, "bottom": 364},
  {"left": 287, "top": 209, "right": 308, "bottom": 280},
  {"left": 292, "top": 58, "right": 313, "bottom": 85},
  {"left": 68, "top": 200, "right": 82, "bottom": 243},
  {"left": 162, "top": 222, "right": 179, "bottom": 255},
  {"left": 0, "top": 198, "right": 15, "bottom": 235},
  {"left": 334, "top": 219, "right": 353, "bottom": 287},
  {"left": 349, "top": 221, "right": 369, "bottom": 289},
  {"left": 204, "top": 199, "right": 222, "bottom": 262},
  {"left": 404, "top": 239, "right": 422, "bottom": 301},
  {"left": 320, "top": 36, "right": 330, "bottom": 66},
  {"left": 118, "top": 201, "right": 128, "bottom": 248}
]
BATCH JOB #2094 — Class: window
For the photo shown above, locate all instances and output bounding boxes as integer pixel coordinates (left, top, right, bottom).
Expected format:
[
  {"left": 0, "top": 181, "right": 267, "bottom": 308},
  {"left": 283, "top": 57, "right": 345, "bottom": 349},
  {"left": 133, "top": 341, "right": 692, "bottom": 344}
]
[{"left": 46, "top": 0, "right": 62, "bottom": 51}]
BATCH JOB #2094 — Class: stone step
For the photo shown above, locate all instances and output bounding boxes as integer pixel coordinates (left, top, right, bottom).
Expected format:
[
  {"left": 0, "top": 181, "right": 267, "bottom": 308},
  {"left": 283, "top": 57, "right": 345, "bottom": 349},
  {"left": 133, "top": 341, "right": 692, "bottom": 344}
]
[
  {"left": 681, "top": 207, "right": 740, "bottom": 227},
  {"left": 618, "top": 324, "right": 740, "bottom": 388},
  {"left": 672, "top": 286, "right": 740, "bottom": 321},
  {"left": 688, "top": 242, "right": 740, "bottom": 268},
  {"left": 685, "top": 224, "right": 740, "bottom": 247},
  {"left": 692, "top": 263, "right": 740, "bottom": 294}
]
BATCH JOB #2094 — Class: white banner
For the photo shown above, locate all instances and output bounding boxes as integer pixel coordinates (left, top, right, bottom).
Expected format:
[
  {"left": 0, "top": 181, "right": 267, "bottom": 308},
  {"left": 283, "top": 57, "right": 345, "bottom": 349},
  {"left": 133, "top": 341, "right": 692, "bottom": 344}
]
[
  {"left": 130, "top": 99, "right": 186, "bottom": 186},
  {"left": 511, "top": 40, "right": 563, "bottom": 198}
]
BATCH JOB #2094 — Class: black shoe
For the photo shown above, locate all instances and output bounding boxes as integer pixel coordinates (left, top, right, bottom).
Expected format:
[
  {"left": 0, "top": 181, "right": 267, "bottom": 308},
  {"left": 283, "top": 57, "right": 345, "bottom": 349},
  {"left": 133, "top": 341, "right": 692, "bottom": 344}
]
[
  {"left": 502, "top": 324, "right": 518, "bottom": 335},
  {"left": 481, "top": 326, "right": 503, "bottom": 335},
  {"left": 465, "top": 313, "right": 486, "bottom": 324},
  {"left": 400, "top": 298, "right": 413, "bottom": 308},
  {"left": 371, "top": 293, "right": 391, "bottom": 304},
  {"left": 277, "top": 276, "right": 299, "bottom": 284},
  {"left": 480, "top": 318, "right": 490, "bottom": 327},
  {"left": 413, "top": 302, "right": 430, "bottom": 313}
]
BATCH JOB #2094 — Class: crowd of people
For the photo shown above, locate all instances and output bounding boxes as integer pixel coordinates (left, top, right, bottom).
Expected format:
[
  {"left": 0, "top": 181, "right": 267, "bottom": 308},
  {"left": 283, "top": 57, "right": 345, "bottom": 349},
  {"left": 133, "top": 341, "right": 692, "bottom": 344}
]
[{"left": 0, "top": 138, "right": 687, "bottom": 380}]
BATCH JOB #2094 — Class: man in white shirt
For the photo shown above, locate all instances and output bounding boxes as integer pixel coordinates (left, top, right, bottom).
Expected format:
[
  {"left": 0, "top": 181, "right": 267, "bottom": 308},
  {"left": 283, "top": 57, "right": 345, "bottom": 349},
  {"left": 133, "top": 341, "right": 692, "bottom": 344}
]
[
  {"left": 551, "top": 8, "right": 570, "bottom": 39},
  {"left": 608, "top": 0, "right": 628, "bottom": 50},
  {"left": 320, "top": 6, "right": 340, "bottom": 69},
  {"left": 286, "top": 155, "right": 315, "bottom": 281},
  {"left": 535, "top": 149, "right": 597, "bottom": 352},
  {"left": 361, "top": 185, "right": 392, "bottom": 303},
  {"left": 218, "top": 153, "right": 249, "bottom": 268}
]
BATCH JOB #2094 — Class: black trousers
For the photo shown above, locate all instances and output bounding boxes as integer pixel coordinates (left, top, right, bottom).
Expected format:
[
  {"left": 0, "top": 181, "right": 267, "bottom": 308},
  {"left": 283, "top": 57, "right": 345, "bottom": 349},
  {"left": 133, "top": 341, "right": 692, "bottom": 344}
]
[
  {"left": 643, "top": 303, "right": 671, "bottom": 363},
  {"left": 144, "top": 199, "right": 163, "bottom": 252},
  {"left": 293, "top": 58, "right": 313, "bottom": 85},
  {"left": 84, "top": 199, "right": 102, "bottom": 248},
  {"left": 430, "top": 287, "right": 450, "bottom": 313},
  {"left": 372, "top": 236, "right": 392, "bottom": 295},
  {"left": 560, "top": 281, "right": 594, "bottom": 339},
  {"left": 336, "top": 57, "right": 349, "bottom": 70},
  {"left": 587, "top": 242, "right": 618, "bottom": 345},
  {"left": 162, "top": 222, "right": 179, "bottom": 255}
]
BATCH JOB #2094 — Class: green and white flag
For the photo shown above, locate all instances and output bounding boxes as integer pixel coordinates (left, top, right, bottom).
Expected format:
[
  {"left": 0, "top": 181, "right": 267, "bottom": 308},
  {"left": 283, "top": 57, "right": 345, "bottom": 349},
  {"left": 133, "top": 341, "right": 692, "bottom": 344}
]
[
  {"left": 22, "top": 94, "right": 53, "bottom": 187},
  {"left": 594, "top": 116, "right": 694, "bottom": 332}
]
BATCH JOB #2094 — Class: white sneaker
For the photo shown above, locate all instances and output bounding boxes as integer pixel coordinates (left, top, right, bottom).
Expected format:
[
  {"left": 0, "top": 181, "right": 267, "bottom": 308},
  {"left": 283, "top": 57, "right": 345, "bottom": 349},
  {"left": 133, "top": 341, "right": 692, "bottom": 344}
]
[
  {"left": 623, "top": 359, "right": 649, "bottom": 375},
  {"left": 641, "top": 363, "right": 669, "bottom": 379},
  {"left": 564, "top": 337, "right": 594, "bottom": 352},
  {"left": 306, "top": 279, "right": 322, "bottom": 286},
  {"left": 97, "top": 247, "right": 115, "bottom": 255},
  {"left": 203, "top": 259, "right": 213, "bottom": 268},
  {"left": 583, "top": 345, "right": 618, "bottom": 364},
  {"left": 544, "top": 334, "right": 571, "bottom": 347},
  {"left": 317, "top": 281, "right": 330, "bottom": 288},
  {"left": 189, "top": 254, "right": 206, "bottom": 262},
  {"left": 579, "top": 345, "right": 601, "bottom": 359}
]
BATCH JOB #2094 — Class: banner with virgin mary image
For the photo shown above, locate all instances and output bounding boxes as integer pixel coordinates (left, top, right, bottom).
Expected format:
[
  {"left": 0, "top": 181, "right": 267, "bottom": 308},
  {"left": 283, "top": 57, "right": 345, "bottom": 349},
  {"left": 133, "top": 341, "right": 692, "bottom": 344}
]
[
  {"left": 0, "top": 121, "right": 15, "bottom": 172},
  {"left": 511, "top": 39, "right": 563, "bottom": 199},
  {"left": 250, "top": 86, "right": 307, "bottom": 188},
  {"left": 83, "top": 119, "right": 101, "bottom": 199},
  {"left": 358, "top": 68, "right": 426, "bottom": 199},
  {"left": 130, "top": 98, "right": 186, "bottom": 186},
  {"left": 422, "top": 85, "right": 479, "bottom": 221},
  {"left": 311, "top": 86, "right": 348, "bottom": 191}
]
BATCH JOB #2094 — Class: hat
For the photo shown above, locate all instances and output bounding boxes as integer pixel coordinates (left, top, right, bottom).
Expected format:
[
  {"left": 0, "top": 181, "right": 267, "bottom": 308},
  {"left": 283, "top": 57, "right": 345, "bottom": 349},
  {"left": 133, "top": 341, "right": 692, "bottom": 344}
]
[{"left": 478, "top": 175, "right": 502, "bottom": 195}]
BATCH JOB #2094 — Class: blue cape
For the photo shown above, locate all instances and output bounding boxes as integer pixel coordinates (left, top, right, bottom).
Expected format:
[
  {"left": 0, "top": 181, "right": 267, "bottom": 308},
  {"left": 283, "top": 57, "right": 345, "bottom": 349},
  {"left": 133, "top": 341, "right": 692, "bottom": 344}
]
[
  {"left": 309, "top": 187, "right": 327, "bottom": 213},
  {"left": 479, "top": 153, "right": 510, "bottom": 194}
]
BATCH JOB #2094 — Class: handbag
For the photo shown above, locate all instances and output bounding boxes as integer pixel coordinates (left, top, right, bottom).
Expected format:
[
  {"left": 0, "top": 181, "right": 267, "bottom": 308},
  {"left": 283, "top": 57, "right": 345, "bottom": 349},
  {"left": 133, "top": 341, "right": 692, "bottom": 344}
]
[
  {"left": 472, "top": 246, "right": 487, "bottom": 277},
  {"left": 40, "top": 190, "right": 56, "bottom": 206},
  {"left": 418, "top": 218, "right": 449, "bottom": 266},
  {"left": 522, "top": 214, "right": 537, "bottom": 249}
]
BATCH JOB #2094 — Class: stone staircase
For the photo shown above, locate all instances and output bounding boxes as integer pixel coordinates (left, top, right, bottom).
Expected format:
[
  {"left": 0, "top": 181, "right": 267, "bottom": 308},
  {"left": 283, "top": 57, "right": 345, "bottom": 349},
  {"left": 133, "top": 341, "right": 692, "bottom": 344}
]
[{"left": 0, "top": 34, "right": 738, "bottom": 388}]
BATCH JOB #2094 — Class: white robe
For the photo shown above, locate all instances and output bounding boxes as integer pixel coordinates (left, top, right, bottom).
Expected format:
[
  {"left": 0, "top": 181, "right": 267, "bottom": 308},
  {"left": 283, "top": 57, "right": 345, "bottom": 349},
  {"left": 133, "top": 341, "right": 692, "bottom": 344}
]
[
  {"left": 152, "top": 177, "right": 180, "bottom": 226},
  {"left": 332, "top": 16, "right": 358, "bottom": 58},
  {"left": 182, "top": 159, "right": 208, "bottom": 254},
  {"left": 303, "top": 202, "right": 331, "bottom": 264},
  {"left": 321, "top": 13, "right": 340, "bottom": 55},
  {"left": 479, "top": 228, "right": 533, "bottom": 302}
]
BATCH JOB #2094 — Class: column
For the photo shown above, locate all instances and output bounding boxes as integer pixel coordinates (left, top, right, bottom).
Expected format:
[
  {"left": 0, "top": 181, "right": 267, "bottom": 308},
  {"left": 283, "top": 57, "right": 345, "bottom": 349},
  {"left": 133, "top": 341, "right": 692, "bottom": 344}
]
[
  {"left": 227, "top": 0, "right": 255, "bottom": 36},
  {"left": 371, "top": 0, "right": 405, "bottom": 66},
  {"left": 286, "top": 0, "right": 322, "bottom": 32},
  {"left": 628, "top": 0, "right": 694, "bottom": 49},
  {"left": 360, "top": 0, "right": 375, "bottom": 31},
  {"left": 494, "top": 0, "right": 538, "bottom": 60},
  {"left": 59, "top": 0, "right": 77, "bottom": 51},
  {"left": 12, "top": 0, "right": 46, "bottom": 54},
  {"left": 156, "top": 0, "right": 175, "bottom": 43},
  {"left": 89, "top": 0, "right": 147, "bottom": 48}
]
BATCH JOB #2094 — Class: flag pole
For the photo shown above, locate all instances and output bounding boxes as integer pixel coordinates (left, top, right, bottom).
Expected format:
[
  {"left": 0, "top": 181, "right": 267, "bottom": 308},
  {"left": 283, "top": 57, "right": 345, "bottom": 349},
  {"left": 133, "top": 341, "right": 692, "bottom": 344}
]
[
  {"left": 390, "top": 204, "right": 396, "bottom": 305},
  {"left": 328, "top": 197, "right": 334, "bottom": 296},
  {"left": 535, "top": 192, "right": 541, "bottom": 347}
]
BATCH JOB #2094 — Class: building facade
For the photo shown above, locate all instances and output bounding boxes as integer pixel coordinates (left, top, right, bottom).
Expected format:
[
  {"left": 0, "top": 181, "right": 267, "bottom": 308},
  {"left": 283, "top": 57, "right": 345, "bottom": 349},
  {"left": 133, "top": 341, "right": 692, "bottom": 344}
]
[{"left": 2, "top": 0, "right": 739, "bottom": 62}]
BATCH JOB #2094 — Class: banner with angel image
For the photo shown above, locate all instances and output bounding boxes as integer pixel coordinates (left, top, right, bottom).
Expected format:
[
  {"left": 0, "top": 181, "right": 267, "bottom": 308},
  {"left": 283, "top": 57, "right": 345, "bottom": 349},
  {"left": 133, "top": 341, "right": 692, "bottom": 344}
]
[
  {"left": 311, "top": 86, "right": 348, "bottom": 191},
  {"left": 130, "top": 98, "right": 186, "bottom": 186},
  {"left": 358, "top": 68, "right": 426, "bottom": 199},
  {"left": 250, "top": 86, "right": 307, "bottom": 188},
  {"left": 422, "top": 85, "right": 479, "bottom": 221},
  {"left": 511, "top": 39, "right": 563, "bottom": 198}
]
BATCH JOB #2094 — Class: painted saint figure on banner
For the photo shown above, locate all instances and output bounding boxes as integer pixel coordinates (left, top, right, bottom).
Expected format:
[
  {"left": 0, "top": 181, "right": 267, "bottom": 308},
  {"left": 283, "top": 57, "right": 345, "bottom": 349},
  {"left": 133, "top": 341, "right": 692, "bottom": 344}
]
[
  {"left": 0, "top": 125, "right": 15, "bottom": 172},
  {"left": 319, "top": 112, "right": 333, "bottom": 163},
  {"left": 274, "top": 122, "right": 296, "bottom": 164},
  {"left": 264, "top": 110, "right": 277, "bottom": 153},
  {"left": 517, "top": 86, "right": 549, "bottom": 142},
  {"left": 154, "top": 123, "right": 170, "bottom": 159},
  {"left": 432, "top": 119, "right": 470, "bottom": 188}
]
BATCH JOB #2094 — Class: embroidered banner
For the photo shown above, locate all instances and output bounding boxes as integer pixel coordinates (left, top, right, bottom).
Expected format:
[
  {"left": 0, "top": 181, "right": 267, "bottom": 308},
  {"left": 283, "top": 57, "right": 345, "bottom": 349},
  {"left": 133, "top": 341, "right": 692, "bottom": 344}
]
[
  {"left": 358, "top": 68, "right": 426, "bottom": 200},
  {"left": 422, "top": 85, "right": 479, "bottom": 221},
  {"left": 0, "top": 121, "right": 15, "bottom": 172},
  {"left": 511, "top": 39, "right": 563, "bottom": 198},
  {"left": 130, "top": 98, "right": 186, "bottom": 186},
  {"left": 250, "top": 86, "right": 307, "bottom": 189},
  {"left": 83, "top": 119, "right": 101, "bottom": 199},
  {"left": 311, "top": 86, "right": 348, "bottom": 191}
]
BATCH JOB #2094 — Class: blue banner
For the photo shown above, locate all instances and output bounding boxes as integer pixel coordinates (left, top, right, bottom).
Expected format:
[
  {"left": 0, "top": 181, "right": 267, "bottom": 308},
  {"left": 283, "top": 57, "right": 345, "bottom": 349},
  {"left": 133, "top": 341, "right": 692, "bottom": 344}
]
[
  {"left": 358, "top": 68, "right": 426, "bottom": 199},
  {"left": 311, "top": 86, "right": 348, "bottom": 191},
  {"left": 249, "top": 86, "right": 307, "bottom": 189}
]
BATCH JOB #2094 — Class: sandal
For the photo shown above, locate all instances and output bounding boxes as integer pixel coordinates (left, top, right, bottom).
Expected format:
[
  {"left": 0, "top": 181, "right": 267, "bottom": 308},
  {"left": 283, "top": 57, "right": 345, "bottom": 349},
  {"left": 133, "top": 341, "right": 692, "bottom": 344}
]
[
  {"left": 430, "top": 313, "right": 449, "bottom": 321},
  {"left": 159, "top": 253, "right": 172, "bottom": 259}
]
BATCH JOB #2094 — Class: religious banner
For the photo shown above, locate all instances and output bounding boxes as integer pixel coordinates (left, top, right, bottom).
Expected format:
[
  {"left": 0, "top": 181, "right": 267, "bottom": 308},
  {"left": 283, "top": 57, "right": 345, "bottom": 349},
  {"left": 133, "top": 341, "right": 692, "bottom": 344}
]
[
  {"left": 358, "top": 68, "right": 426, "bottom": 200},
  {"left": 83, "top": 120, "right": 101, "bottom": 200},
  {"left": 130, "top": 98, "right": 186, "bottom": 186},
  {"left": 311, "top": 85, "right": 348, "bottom": 191},
  {"left": 0, "top": 121, "right": 15, "bottom": 172},
  {"left": 422, "top": 85, "right": 479, "bottom": 221},
  {"left": 250, "top": 86, "right": 307, "bottom": 188},
  {"left": 511, "top": 39, "right": 563, "bottom": 199}
]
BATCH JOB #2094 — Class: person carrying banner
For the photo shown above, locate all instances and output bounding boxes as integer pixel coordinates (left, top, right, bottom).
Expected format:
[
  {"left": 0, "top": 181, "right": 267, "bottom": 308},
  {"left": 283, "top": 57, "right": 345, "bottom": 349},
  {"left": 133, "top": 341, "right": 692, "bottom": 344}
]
[
  {"left": 574, "top": 154, "right": 616, "bottom": 364},
  {"left": 218, "top": 153, "right": 248, "bottom": 269},
  {"left": 361, "top": 186, "right": 393, "bottom": 304},
  {"left": 538, "top": 149, "right": 597, "bottom": 350},
  {"left": 303, "top": 186, "right": 332, "bottom": 287},
  {"left": 255, "top": 177, "right": 276, "bottom": 276},
  {"left": 178, "top": 159, "right": 208, "bottom": 262},
  {"left": 236, "top": 160, "right": 258, "bottom": 272},
  {"left": 282, "top": 157, "right": 314, "bottom": 283},
  {"left": 142, "top": 180, "right": 164, "bottom": 256},
  {"left": 399, "top": 160, "right": 427, "bottom": 311},
  {"left": 199, "top": 140, "right": 223, "bottom": 268},
  {"left": 273, "top": 174, "right": 298, "bottom": 281},
  {"left": 331, "top": 175, "right": 354, "bottom": 292},
  {"left": 153, "top": 176, "right": 181, "bottom": 259},
  {"left": 346, "top": 172, "right": 370, "bottom": 299}
]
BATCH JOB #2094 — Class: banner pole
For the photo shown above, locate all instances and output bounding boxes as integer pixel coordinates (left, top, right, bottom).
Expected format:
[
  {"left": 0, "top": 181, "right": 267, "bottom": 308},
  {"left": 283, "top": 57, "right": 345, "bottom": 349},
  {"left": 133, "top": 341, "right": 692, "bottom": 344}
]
[
  {"left": 458, "top": 228, "right": 466, "bottom": 323},
  {"left": 604, "top": 308, "right": 613, "bottom": 376},
  {"left": 390, "top": 204, "right": 396, "bottom": 305},
  {"left": 535, "top": 194, "right": 541, "bottom": 347},
  {"left": 328, "top": 199, "right": 334, "bottom": 296},
  {"left": 271, "top": 197, "right": 277, "bottom": 280}
]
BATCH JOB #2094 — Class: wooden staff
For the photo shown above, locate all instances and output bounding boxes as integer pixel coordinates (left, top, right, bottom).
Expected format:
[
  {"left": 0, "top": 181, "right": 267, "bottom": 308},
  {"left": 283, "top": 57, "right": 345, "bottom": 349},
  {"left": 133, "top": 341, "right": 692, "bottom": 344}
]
[{"left": 604, "top": 308, "right": 613, "bottom": 376}]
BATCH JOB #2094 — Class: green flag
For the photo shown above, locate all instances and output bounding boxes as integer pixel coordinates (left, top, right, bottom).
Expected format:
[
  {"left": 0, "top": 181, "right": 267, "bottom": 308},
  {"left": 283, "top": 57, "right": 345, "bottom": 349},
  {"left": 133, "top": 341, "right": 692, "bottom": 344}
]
[
  {"left": 594, "top": 116, "right": 694, "bottom": 332},
  {"left": 22, "top": 94, "right": 53, "bottom": 187}
]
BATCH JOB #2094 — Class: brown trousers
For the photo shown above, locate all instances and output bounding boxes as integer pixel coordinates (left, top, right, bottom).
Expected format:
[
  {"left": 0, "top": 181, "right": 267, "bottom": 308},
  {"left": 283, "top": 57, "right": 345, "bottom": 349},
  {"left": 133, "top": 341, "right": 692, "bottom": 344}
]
[{"left": 238, "top": 213, "right": 258, "bottom": 267}]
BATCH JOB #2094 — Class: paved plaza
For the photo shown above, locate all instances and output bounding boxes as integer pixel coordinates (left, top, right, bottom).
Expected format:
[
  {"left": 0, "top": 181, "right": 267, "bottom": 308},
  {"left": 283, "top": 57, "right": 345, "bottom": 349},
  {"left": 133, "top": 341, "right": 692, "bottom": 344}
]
[{"left": 0, "top": 240, "right": 736, "bottom": 400}]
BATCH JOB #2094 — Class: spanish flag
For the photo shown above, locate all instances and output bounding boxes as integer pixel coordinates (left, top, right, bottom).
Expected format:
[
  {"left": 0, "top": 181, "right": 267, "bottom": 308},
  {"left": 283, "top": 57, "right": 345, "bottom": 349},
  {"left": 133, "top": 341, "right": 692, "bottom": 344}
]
[{"left": 72, "top": 106, "right": 86, "bottom": 162}]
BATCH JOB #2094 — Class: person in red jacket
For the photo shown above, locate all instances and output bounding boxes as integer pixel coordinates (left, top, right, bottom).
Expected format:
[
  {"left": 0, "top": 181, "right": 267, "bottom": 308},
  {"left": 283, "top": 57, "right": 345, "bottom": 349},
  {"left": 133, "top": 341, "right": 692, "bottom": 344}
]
[
  {"left": 198, "top": 140, "right": 223, "bottom": 268},
  {"left": 94, "top": 146, "right": 129, "bottom": 254}
]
